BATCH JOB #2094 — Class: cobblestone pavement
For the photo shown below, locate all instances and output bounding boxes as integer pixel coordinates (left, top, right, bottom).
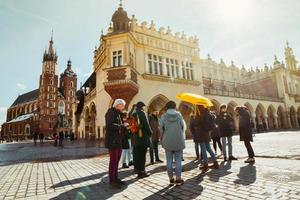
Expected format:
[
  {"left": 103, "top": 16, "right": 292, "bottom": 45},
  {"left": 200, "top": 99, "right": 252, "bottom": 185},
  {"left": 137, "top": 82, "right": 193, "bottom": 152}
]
[{"left": 0, "top": 131, "right": 300, "bottom": 200}]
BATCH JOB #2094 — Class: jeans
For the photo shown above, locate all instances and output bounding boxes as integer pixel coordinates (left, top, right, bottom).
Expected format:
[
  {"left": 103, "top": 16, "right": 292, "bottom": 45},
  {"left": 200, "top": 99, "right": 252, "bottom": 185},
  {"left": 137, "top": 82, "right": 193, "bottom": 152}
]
[
  {"left": 244, "top": 141, "right": 255, "bottom": 158},
  {"left": 200, "top": 142, "right": 216, "bottom": 165},
  {"left": 122, "top": 139, "right": 132, "bottom": 164},
  {"left": 133, "top": 146, "right": 147, "bottom": 172},
  {"left": 165, "top": 150, "right": 183, "bottom": 178},
  {"left": 108, "top": 148, "right": 122, "bottom": 183},
  {"left": 150, "top": 140, "right": 160, "bottom": 162},
  {"left": 221, "top": 136, "right": 233, "bottom": 157}
]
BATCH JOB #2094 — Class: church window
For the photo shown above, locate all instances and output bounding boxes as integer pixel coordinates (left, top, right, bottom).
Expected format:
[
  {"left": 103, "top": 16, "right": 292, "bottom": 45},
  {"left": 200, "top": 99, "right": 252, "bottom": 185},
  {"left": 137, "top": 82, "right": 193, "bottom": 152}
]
[
  {"left": 70, "top": 81, "right": 73, "bottom": 88},
  {"left": 58, "top": 101, "right": 65, "bottom": 115},
  {"left": 50, "top": 79, "right": 53, "bottom": 85}
]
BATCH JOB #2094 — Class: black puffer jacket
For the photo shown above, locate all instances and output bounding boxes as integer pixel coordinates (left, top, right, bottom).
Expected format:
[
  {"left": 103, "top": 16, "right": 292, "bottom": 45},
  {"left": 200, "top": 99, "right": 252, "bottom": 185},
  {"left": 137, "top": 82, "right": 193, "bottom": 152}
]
[
  {"left": 237, "top": 108, "right": 253, "bottom": 142},
  {"left": 217, "top": 112, "right": 234, "bottom": 137},
  {"left": 105, "top": 107, "right": 122, "bottom": 149}
]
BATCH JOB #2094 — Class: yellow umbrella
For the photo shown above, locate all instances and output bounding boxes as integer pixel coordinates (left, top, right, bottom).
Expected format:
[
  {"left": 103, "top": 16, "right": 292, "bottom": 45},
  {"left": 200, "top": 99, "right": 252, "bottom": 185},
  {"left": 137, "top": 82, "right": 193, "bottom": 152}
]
[{"left": 176, "top": 93, "right": 213, "bottom": 108}]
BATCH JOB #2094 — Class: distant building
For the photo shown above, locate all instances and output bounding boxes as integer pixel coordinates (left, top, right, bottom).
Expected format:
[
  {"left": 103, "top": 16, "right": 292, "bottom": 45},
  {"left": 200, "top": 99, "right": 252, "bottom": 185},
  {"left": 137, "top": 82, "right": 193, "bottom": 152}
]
[
  {"left": 74, "top": 2, "right": 299, "bottom": 141},
  {"left": 1, "top": 35, "right": 77, "bottom": 141}
]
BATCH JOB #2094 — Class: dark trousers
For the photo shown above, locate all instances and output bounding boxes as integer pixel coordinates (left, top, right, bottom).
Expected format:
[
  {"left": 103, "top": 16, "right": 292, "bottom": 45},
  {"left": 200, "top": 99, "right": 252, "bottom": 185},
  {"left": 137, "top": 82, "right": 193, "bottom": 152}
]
[
  {"left": 108, "top": 148, "right": 122, "bottom": 183},
  {"left": 150, "top": 140, "right": 160, "bottom": 162},
  {"left": 195, "top": 142, "right": 200, "bottom": 158},
  {"left": 133, "top": 146, "right": 147, "bottom": 172},
  {"left": 212, "top": 137, "right": 222, "bottom": 153},
  {"left": 244, "top": 141, "right": 255, "bottom": 158}
]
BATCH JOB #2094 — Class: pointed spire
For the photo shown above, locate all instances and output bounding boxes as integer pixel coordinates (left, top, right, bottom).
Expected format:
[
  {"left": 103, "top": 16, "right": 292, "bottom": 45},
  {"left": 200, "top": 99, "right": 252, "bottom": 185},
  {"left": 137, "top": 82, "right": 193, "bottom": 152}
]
[
  {"left": 286, "top": 40, "right": 289, "bottom": 48},
  {"left": 67, "top": 57, "right": 72, "bottom": 69},
  {"left": 119, "top": 0, "right": 123, "bottom": 7}
]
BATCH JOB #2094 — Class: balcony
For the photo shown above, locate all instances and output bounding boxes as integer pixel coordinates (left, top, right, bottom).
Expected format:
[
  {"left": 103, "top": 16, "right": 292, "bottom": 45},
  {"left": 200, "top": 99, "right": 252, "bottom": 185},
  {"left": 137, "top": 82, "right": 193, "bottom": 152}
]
[{"left": 103, "top": 65, "right": 139, "bottom": 104}]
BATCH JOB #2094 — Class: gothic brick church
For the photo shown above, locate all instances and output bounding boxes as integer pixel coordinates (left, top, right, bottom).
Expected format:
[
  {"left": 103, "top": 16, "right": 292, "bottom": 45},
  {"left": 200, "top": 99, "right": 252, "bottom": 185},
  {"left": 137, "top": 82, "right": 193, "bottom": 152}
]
[{"left": 1, "top": 35, "right": 77, "bottom": 140}]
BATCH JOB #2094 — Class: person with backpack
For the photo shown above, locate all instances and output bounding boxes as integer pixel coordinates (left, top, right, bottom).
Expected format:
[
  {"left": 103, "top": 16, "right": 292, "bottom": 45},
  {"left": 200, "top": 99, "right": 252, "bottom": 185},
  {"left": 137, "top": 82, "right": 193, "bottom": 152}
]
[
  {"left": 132, "top": 101, "right": 152, "bottom": 179},
  {"left": 235, "top": 106, "right": 255, "bottom": 163},
  {"left": 194, "top": 105, "right": 219, "bottom": 174},
  {"left": 105, "top": 99, "right": 127, "bottom": 189},
  {"left": 160, "top": 101, "right": 186, "bottom": 186},
  {"left": 217, "top": 104, "right": 238, "bottom": 162}
]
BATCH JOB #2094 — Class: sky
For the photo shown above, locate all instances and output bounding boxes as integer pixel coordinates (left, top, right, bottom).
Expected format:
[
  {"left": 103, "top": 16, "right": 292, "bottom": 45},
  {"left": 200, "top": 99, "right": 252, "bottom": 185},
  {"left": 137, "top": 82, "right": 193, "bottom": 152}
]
[{"left": 0, "top": 0, "right": 300, "bottom": 125}]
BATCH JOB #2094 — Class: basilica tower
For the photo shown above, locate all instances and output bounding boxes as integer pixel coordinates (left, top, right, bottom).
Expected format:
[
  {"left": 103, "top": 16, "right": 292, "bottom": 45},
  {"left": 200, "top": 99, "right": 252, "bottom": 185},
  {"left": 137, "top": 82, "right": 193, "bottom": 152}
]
[{"left": 38, "top": 34, "right": 59, "bottom": 136}]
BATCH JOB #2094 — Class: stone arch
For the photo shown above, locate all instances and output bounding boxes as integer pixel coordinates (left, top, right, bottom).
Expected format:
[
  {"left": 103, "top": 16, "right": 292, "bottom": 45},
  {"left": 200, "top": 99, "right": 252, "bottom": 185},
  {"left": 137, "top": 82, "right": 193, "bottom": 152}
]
[
  {"left": 267, "top": 105, "right": 277, "bottom": 130},
  {"left": 147, "top": 94, "right": 169, "bottom": 115},
  {"left": 84, "top": 107, "right": 90, "bottom": 140},
  {"left": 89, "top": 102, "right": 97, "bottom": 140},
  {"left": 244, "top": 102, "right": 254, "bottom": 116},
  {"left": 255, "top": 103, "right": 267, "bottom": 132},
  {"left": 210, "top": 99, "right": 221, "bottom": 113},
  {"left": 227, "top": 101, "right": 238, "bottom": 132},
  {"left": 277, "top": 105, "right": 286, "bottom": 129},
  {"left": 178, "top": 102, "right": 195, "bottom": 138},
  {"left": 290, "top": 106, "right": 297, "bottom": 128}
]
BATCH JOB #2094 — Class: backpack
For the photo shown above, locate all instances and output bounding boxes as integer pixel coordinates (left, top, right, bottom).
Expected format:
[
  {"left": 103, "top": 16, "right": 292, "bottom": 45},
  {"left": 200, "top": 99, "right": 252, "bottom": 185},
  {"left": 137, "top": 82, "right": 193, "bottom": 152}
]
[
  {"left": 203, "top": 112, "right": 215, "bottom": 132},
  {"left": 127, "top": 116, "right": 138, "bottom": 134}
]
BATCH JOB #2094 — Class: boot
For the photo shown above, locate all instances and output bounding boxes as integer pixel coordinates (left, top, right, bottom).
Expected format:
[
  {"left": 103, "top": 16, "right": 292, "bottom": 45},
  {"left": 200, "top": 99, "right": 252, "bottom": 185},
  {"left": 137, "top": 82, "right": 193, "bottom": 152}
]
[
  {"left": 175, "top": 177, "right": 184, "bottom": 186},
  {"left": 200, "top": 164, "right": 209, "bottom": 174},
  {"left": 208, "top": 161, "right": 219, "bottom": 169},
  {"left": 169, "top": 177, "right": 175, "bottom": 186}
]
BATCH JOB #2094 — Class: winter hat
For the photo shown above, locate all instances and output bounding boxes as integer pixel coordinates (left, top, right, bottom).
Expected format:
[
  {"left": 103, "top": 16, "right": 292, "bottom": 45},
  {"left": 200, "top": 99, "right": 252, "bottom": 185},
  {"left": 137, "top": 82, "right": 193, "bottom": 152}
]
[
  {"left": 220, "top": 104, "right": 227, "bottom": 110},
  {"left": 136, "top": 101, "right": 146, "bottom": 109},
  {"left": 113, "top": 99, "right": 126, "bottom": 107}
]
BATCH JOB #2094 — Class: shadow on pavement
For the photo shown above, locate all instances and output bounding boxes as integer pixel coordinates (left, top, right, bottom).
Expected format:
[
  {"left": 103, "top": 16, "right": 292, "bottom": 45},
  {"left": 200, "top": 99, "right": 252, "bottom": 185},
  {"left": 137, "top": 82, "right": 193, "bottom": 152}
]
[{"left": 234, "top": 164, "right": 256, "bottom": 185}]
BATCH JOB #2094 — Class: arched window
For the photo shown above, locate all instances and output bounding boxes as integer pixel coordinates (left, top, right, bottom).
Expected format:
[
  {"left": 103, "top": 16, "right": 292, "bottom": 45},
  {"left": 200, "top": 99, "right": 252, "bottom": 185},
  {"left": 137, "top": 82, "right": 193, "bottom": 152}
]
[
  {"left": 70, "top": 81, "right": 74, "bottom": 88},
  {"left": 50, "top": 79, "right": 53, "bottom": 85}
]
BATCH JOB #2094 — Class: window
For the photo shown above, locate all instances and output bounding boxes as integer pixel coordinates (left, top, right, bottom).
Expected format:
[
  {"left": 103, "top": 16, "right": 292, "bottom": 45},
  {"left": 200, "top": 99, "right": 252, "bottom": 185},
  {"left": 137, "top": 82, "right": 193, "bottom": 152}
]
[
  {"left": 158, "top": 56, "right": 163, "bottom": 75},
  {"left": 190, "top": 63, "right": 194, "bottom": 80},
  {"left": 50, "top": 79, "right": 53, "bottom": 85},
  {"left": 175, "top": 60, "right": 179, "bottom": 78},
  {"left": 58, "top": 101, "right": 65, "bottom": 114},
  {"left": 112, "top": 50, "right": 122, "bottom": 67},
  {"left": 147, "top": 54, "right": 163, "bottom": 75},
  {"left": 70, "top": 81, "right": 73, "bottom": 88},
  {"left": 153, "top": 55, "right": 158, "bottom": 74},
  {"left": 70, "top": 90, "right": 74, "bottom": 97},
  {"left": 166, "top": 58, "right": 170, "bottom": 76},
  {"left": 148, "top": 54, "right": 153, "bottom": 74},
  {"left": 182, "top": 61, "right": 186, "bottom": 79}
]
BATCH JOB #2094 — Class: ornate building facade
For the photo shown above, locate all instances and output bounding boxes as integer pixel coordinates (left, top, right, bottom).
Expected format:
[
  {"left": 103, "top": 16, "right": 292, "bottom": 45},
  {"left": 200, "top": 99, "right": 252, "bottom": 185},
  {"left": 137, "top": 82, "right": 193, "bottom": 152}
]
[
  {"left": 1, "top": 36, "right": 77, "bottom": 140},
  {"left": 73, "top": 3, "right": 300, "bottom": 140}
]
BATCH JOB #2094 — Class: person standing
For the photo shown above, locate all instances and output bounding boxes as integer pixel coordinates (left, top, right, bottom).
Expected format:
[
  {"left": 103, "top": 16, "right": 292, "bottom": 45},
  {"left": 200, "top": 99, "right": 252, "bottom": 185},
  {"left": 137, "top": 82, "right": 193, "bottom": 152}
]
[
  {"left": 105, "top": 99, "right": 126, "bottom": 189},
  {"left": 160, "top": 101, "right": 185, "bottom": 186},
  {"left": 132, "top": 101, "right": 152, "bottom": 179},
  {"left": 59, "top": 131, "right": 64, "bottom": 147},
  {"left": 39, "top": 133, "right": 44, "bottom": 144},
  {"left": 195, "top": 106, "right": 219, "bottom": 174},
  {"left": 120, "top": 112, "right": 132, "bottom": 169},
  {"left": 217, "top": 104, "right": 238, "bottom": 161},
  {"left": 235, "top": 106, "right": 255, "bottom": 163},
  {"left": 33, "top": 132, "right": 38, "bottom": 146},
  {"left": 189, "top": 113, "right": 200, "bottom": 161},
  {"left": 148, "top": 110, "right": 163, "bottom": 164},
  {"left": 210, "top": 111, "right": 222, "bottom": 156}
]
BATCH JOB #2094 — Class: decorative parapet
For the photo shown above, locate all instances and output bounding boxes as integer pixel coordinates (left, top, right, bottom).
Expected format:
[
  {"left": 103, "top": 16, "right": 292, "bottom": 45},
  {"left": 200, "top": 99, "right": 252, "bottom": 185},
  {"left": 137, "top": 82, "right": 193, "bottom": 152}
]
[{"left": 142, "top": 73, "right": 201, "bottom": 86}]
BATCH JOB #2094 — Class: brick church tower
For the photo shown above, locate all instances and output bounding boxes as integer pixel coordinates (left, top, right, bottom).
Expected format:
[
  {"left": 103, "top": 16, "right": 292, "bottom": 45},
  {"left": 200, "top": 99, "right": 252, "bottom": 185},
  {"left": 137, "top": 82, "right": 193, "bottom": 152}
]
[{"left": 38, "top": 34, "right": 59, "bottom": 136}]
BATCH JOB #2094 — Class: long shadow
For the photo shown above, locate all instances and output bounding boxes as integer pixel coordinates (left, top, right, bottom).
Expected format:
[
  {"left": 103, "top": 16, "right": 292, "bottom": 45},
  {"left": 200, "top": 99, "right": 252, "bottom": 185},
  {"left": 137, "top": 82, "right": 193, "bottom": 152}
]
[
  {"left": 205, "top": 161, "right": 232, "bottom": 182},
  {"left": 233, "top": 164, "right": 256, "bottom": 185}
]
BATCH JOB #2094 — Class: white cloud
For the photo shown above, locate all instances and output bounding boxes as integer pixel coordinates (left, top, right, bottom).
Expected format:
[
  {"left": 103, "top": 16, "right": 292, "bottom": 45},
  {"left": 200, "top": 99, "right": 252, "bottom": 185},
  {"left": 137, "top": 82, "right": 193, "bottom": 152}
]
[{"left": 16, "top": 83, "right": 27, "bottom": 90}]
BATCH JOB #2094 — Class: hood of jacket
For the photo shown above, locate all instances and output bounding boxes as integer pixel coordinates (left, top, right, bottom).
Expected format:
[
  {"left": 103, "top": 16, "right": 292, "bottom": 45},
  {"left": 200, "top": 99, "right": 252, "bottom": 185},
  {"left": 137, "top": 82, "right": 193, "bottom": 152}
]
[{"left": 164, "top": 109, "right": 180, "bottom": 122}]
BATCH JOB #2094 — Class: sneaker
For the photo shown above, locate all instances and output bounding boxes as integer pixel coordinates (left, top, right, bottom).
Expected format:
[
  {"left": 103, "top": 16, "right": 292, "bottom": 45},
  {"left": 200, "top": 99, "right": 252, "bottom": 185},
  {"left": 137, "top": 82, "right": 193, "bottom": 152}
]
[
  {"left": 116, "top": 178, "right": 126, "bottom": 185},
  {"left": 109, "top": 182, "right": 121, "bottom": 189},
  {"left": 244, "top": 158, "right": 255, "bottom": 163},
  {"left": 229, "top": 156, "right": 238, "bottom": 161},
  {"left": 156, "top": 159, "right": 164, "bottom": 163},
  {"left": 175, "top": 178, "right": 184, "bottom": 186},
  {"left": 169, "top": 178, "right": 175, "bottom": 186},
  {"left": 122, "top": 163, "right": 129, "bottom": 169}
]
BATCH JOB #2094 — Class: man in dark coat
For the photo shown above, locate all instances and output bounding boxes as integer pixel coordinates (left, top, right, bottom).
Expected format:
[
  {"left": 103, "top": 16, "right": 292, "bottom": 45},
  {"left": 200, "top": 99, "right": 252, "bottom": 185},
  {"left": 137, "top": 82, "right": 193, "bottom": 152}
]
[
  {"left": 148, "top": 110, "right": 163, "bottom": 164},
  {"left": 105, "top": 99, "right": 126, "bottom": 189},
  {"left": 194, "top": 106, "right": 219, "bottom": 174},
  {"left": 210, "top": 111, "right": 222, "bottom": 155},
  {"left": 217, "top": 104, "right": 237, "bottom": 161},
  {"left": 236, "top": 106, "right": 255, "bottom": 163},
  {"left": 132, "top": 101, "right": 152, "bottom": 179}
]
